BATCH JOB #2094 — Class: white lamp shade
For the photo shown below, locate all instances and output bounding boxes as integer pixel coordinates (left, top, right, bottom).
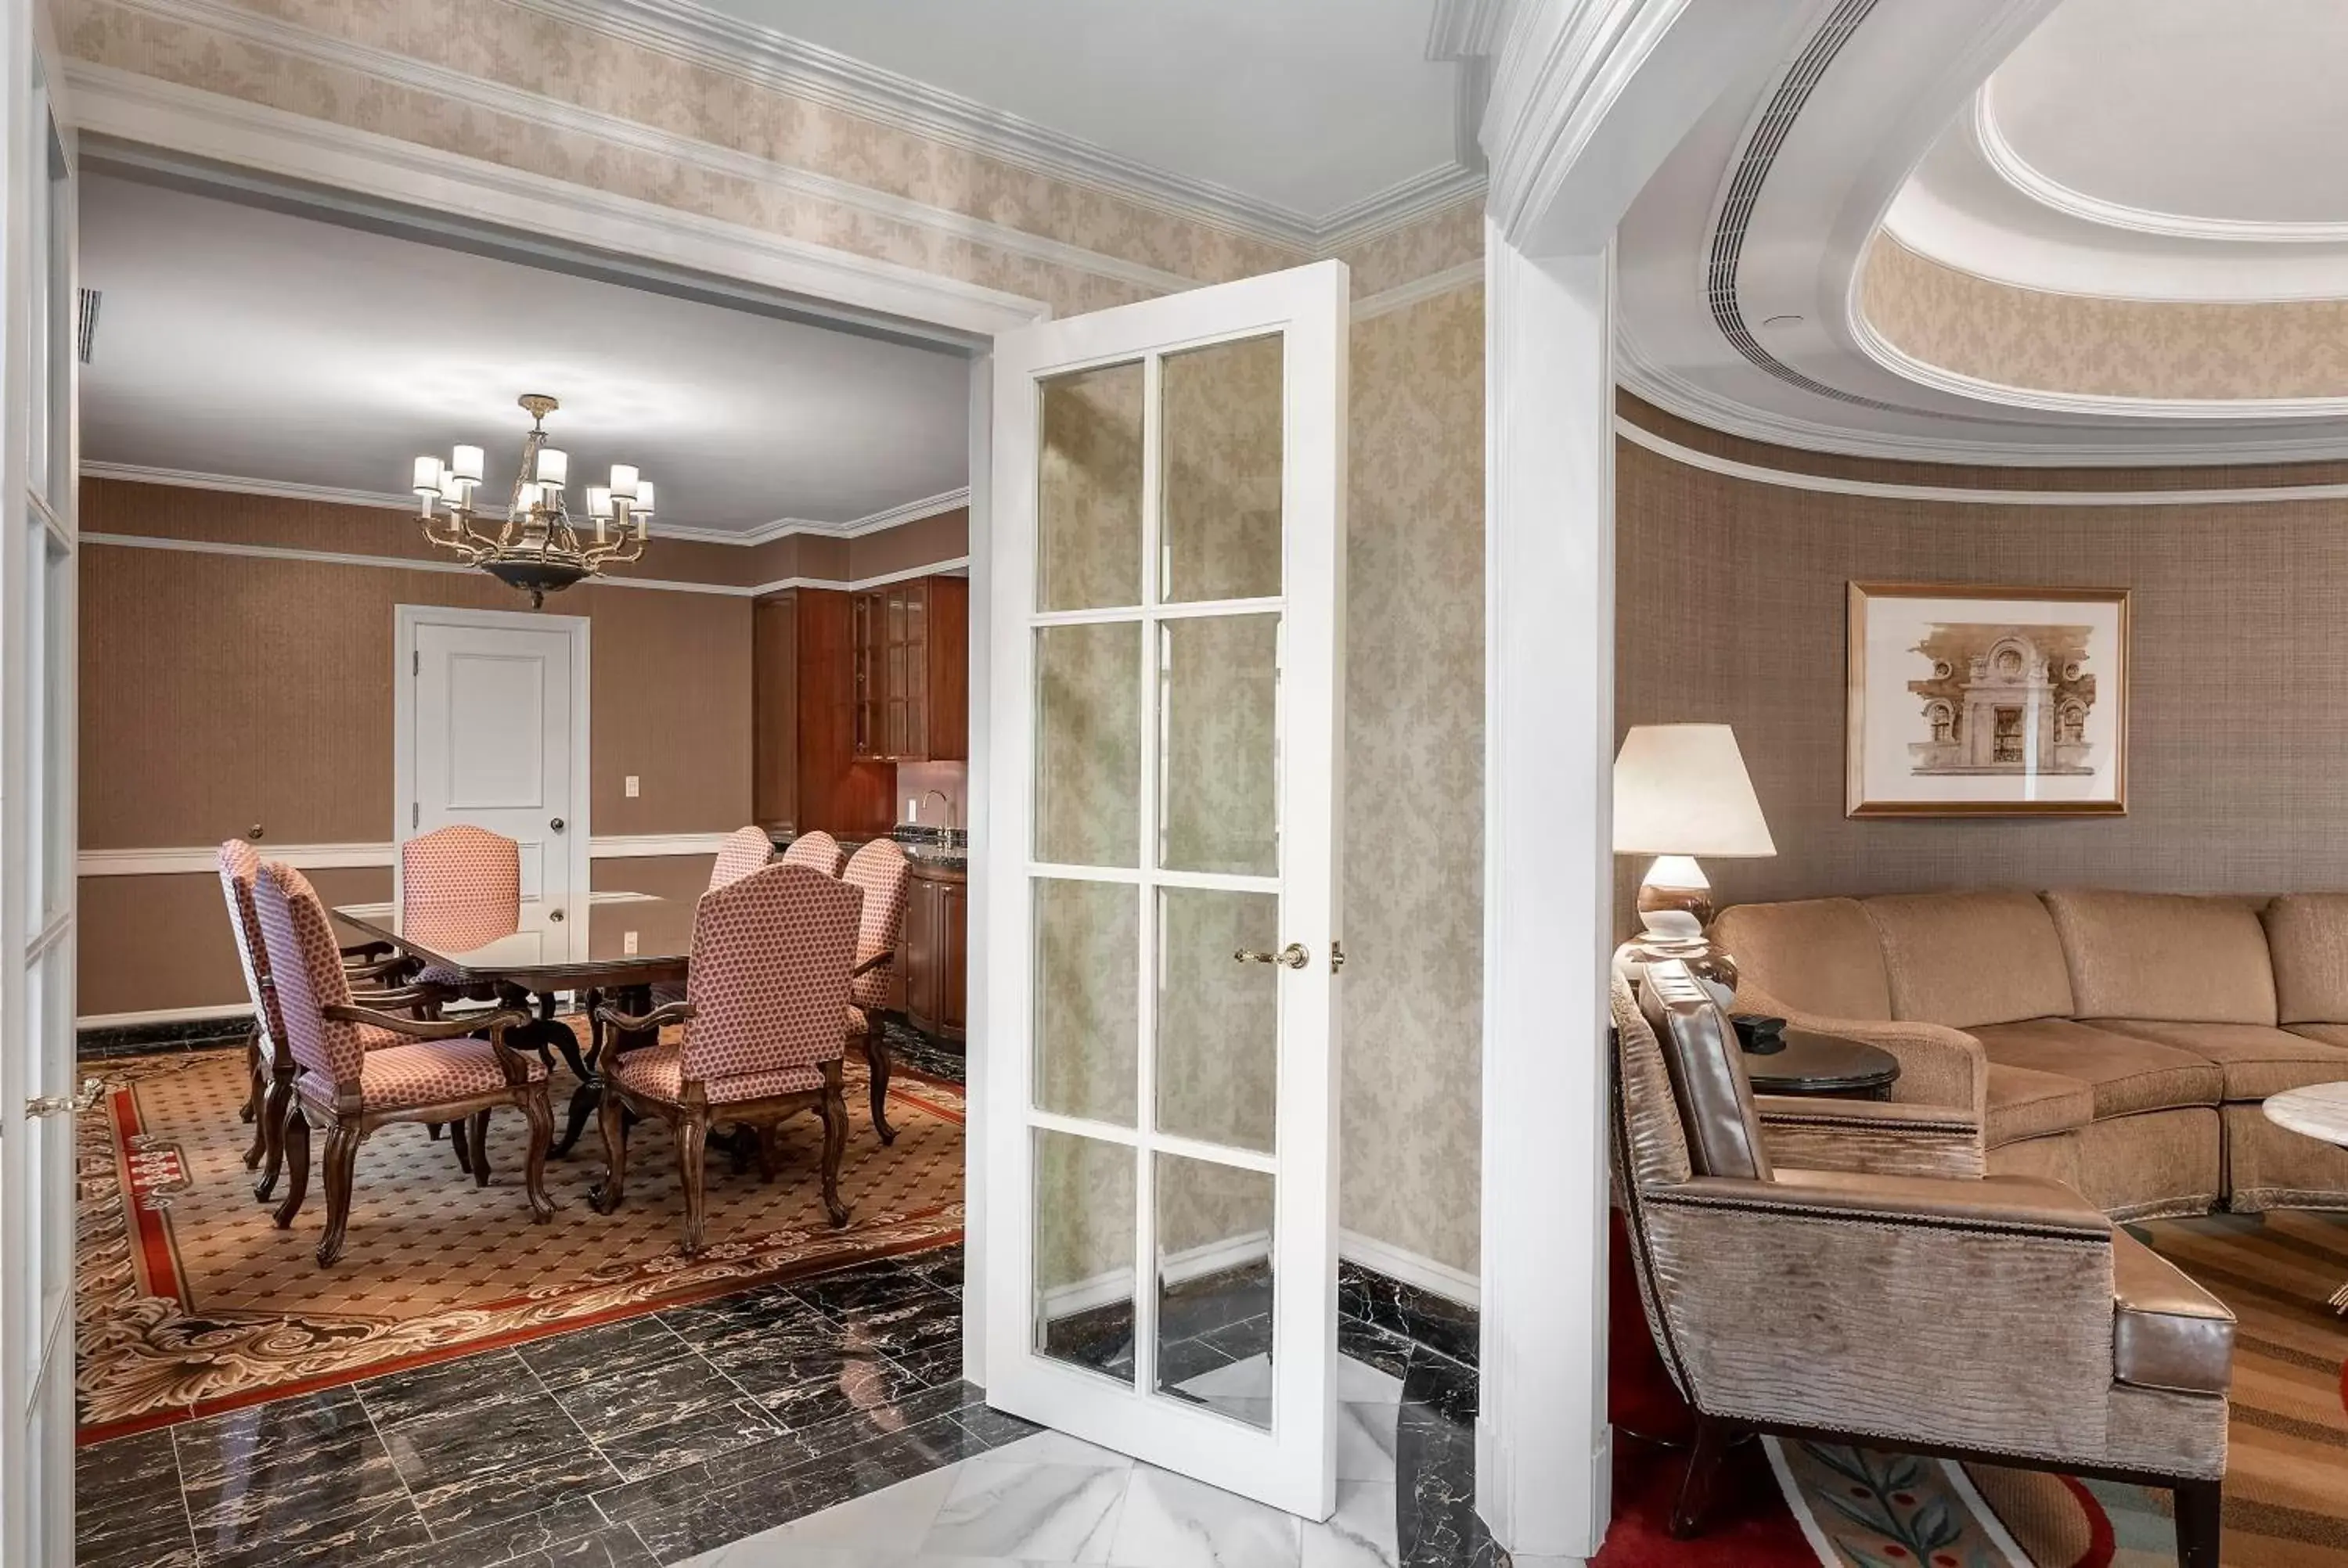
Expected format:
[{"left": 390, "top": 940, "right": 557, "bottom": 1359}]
[
  {"left": 632, "top": 480, "right": 654, "bottom": 514},
  {"left": 1612, "top": 724, "right": 1776, "bottom": 858},
  {"left": 535, "top": 447, "right": 567, "bottom": 487},
  {"left": 412, "top": 455, "right": 443, "bottom": 495},
  {"left": 450, "top": 444, "right": 484, "bottom": 483},
  {"left": 608, "top": 464, "right": 639, "bottom": 501},
  {"left": 586, "top": 486, "right": 614, "bottom": 520}
]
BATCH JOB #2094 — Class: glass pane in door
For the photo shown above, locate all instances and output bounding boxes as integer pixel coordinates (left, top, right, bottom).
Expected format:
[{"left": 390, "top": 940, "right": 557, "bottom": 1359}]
[
  {"left": 1161, "top": 334, "right": 1283, "bottom": 603},
  {"left": 1033, "top": 878, "right": 1139, "bottom": 1124},
  {"left": 1039, "top": 361, "right": 1144, "bottom": 610},
  {"left": 1154, "top": 1153, "right": 1275, "bottom": 1426},
  {"left": 1158, "top": 613, "right": 1280, "bottom": 876},
  {"left": 1155, "top": 887, "right": 1278, "bottom": 1153},
  {"left": 1035, "top": 1128, "right": 1137, "bottom": 1383},
  {"left": 1035, "top": 623, "right": 1142, "bottom": 866}
]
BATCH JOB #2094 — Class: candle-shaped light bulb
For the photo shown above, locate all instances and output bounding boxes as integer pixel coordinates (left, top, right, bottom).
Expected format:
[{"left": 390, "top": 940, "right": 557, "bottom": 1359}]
[
  {"left": 451, "top": 444, "right": 484, "bottom": 483},
  {"left": 608, "top": 464, "right": 639, "bottom": 502},
  {"left": 536, "top": 447, "right": 567, "bottom": 487},
  {"left": 412, "top": 455, "right": 443, "bottom": 496}
]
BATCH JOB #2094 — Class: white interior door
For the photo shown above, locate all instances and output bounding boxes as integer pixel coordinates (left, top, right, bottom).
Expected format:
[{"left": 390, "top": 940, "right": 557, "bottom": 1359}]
[
  {"left": 983, "top": 260, "right": 1347, "bottom": 1519},
  {"left": 0, "top": 21, "right": 78, "bottom": 1564},
  {"left": 398, "top": 607, "right": 588, "bottom": 944}
]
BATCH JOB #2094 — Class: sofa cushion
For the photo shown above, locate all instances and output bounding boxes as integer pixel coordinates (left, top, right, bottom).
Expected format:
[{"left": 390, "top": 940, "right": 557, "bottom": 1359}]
[
  {"left": 2261, "top": 894, "right": 2348, "bottom": 1025},
  {"left": 1970, "top": 1018, "right": 2224, "bottom": 1117},
  {"left": 2042, "top": 890, "right": 2278, "bottom": 1025},
  {"left": 1712, "top": 897, "right": 1892, "bottom": 1022},
  {"left": 2284, "top": 1021, "right": 2348, "bottom": 1053},
  {"left": 2088, "top": 1020, "right": 2348, "bottom": 1102},
  {"left": 1984, "top": 1062, "right": 2096, "bottom": 1148},
  {"left": 1862, "top": 890, "right": 2075, "bottom": 1030},
  {"left": 2111, "top": 1231, "right": 2234, "bottom": 1396}
]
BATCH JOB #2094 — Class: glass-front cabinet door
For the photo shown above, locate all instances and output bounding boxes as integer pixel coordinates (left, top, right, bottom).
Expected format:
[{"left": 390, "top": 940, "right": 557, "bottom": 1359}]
[{"left": 984, "top": 261, "right": 1346, "bottom": 1519}]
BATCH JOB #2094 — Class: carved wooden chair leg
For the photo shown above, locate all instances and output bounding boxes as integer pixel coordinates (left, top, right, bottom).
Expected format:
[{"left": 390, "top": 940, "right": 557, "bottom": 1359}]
[
  {"left": 866, "top": 1018, "right": 897, "bottom": 1145},
  {"left": 755, "top": 1123, "right": 780, "bottom": 1182},
  {"left": 677, "top": 1108, "right": 711, "bottom": 1256},
  {"left": 447, "top": 1114, "right": 474, "bottom": 1176},
  {"left": 239, "top": 1028, "right": 261, "bottom": 1131},
  {"left": 1669, "top": 1416, "right": 1734, "bottom": 1540},
  {"left": 254, "top": 1061, "right": 296, "bottom": 1202},
  {"left": 2173, "top": 1479, "right": 2222, "bottom": 1568},
  {"left": 315, "top": 1121, "right": 364, "bottom": 1267},
  {"left": 819, "top": 1063, "right": 852, "bottom": 1228},
  {"left": 519, "top": 1087, "right": 556, "bottom": 1222},
  {"left": 466, "top": 1109, "right": 493, "bottom": 1188},
  {"left": 590, "top": 1087, "right": 630, "bottom": 1214},
  {"left": 428, "top": 1122, "right": 444, "bottom": 1141},
  {"left": 272, "top": 1102, "right": 312, "bottom": 1229}
]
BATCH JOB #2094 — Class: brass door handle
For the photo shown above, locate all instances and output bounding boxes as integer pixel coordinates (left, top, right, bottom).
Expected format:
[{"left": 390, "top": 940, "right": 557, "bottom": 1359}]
[{"left": 1234, "top": 943, "right": 1309, "bottom": 969}]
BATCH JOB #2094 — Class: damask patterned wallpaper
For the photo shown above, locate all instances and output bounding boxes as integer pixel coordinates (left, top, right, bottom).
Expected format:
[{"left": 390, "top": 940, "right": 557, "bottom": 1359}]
[{"left": 1862, "top": 235, "right": 2348, "bottom": 402}]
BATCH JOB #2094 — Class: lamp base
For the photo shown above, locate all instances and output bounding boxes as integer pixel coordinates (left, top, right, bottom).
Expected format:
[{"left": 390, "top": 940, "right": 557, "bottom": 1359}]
[{"left": 1615, "top": 856, "right": 1738, "bottom": 1005}]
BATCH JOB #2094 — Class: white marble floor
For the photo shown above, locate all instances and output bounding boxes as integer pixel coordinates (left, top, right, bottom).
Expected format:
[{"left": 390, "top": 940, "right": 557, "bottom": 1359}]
[{"left": 677, "top": 1356, "right": 1409, "bottom": 1568}]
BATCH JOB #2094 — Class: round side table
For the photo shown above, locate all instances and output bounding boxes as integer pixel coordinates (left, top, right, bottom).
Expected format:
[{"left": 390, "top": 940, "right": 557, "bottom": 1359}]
[
  {"left": 2263, "top": 1082, "right": 2348, "bottom": 1313},
  {"left": 1741, "top": 1025, "right": 1902, "bottom": 1100}
]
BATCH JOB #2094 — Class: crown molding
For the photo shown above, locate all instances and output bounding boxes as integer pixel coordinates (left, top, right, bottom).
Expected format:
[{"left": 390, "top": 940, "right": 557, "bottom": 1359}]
[
  {"left": 513, "top": 0, "right": 1483, "bottom": 255},
  {"left": 1351, "top": 260, "right": 1484, "bottom": 322},
  {"left": 1975, "top": 82, "right": 2348, "bottom": 248}
]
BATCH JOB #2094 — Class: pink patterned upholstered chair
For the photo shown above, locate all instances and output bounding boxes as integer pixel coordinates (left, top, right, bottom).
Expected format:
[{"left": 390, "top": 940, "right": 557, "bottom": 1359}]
[
  {"left": 780, "top": 830, "right": 845, "bottom": 876},
  {"left": 398, "top": 825, "right": 522, "bottom": 991},
  {"left": 217, "top": 840, "right": 415, "bottom": 1202},
  {"left": 709, "top": 825, "right": 776, "bottom": 889},
  {"left": 841, "top": 837, "right": 913, "bottom": 1143},
  {"left": 592, "top": 863, "right": 864, "bottom": 1254},
  {"left": 251, "top": 860, "right": 554, "bottom": 1266}
]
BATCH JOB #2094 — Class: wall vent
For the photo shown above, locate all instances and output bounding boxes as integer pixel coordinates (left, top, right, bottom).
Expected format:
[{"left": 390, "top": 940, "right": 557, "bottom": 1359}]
[{"left": 77, "top": 287, "right": 100, "bottom": 365}]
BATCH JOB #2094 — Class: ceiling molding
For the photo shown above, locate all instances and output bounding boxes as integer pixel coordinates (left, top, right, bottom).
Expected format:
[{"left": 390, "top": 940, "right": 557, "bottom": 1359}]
[
  {"left": 82, "top": 464, "right": 973, "bottom": 545},
  {"left": 512, "top": 0, "right": 1482, "bottom": 254},
  {"left": 1619, "top": 416, "right": 2348, "bottom": 505},
  {"left": 1975, "top": 80, "right": 2348, "bottom": 250},
  {"left": 1351, "top": 259, "right": 1484, "bottom": 322}
]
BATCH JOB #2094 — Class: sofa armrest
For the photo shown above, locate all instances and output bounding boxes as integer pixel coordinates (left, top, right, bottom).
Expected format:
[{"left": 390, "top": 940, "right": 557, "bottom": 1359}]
[
  {"left": 1752, "top": 1095, "right": 1986, "bottom": 1179},
  {"left": 1733, "top": 981, "right": 1986, "bottom": 1119},
  {"left": 1660, "top": 1168, "right": 2109, "bottom": 1237}
]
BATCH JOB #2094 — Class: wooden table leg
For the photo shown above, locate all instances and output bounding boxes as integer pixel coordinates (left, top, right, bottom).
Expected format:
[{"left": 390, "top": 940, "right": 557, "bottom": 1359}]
[{"left": 560, "top": 983, "right": 651, "bottom": 1158}]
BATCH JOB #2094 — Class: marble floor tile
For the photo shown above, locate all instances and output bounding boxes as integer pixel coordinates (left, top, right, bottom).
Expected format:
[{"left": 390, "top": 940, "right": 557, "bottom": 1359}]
[
  {"left": 519, "top": 1314, "right": 698, "bottom": 1394},
  {"left": 1334, "top": 1404, "right": 1399, "bottom": 1483},
  {"left": 1172, "top": 1354, "right": 1272, "bottom": 1401},
  {"left": 741, "top": 1349, "right": 935, "bottom": 1430},
  {"left": 379, "top": 1393, "right": 621, "bottom": 1538},
  {"left": 1107, "top": 1465, "right": 1301, "bottom": 1568},
  {"left": 1298, "top": 1483, "right": 1398, "bottom": 1568},
  {"left": 555, "top": 1354, "right": 780, "bottom": 1480},
  {"left": 752, "top": 1457, "right": 962, "bottom": 1551},
  {"left": 920, "top": 1460, "right": 1129, "bottom": 1562},
  {"left": 981, "top": 1430, "right": 1136, "bottom": 1471},
  {"left": 355, "top": 1347, "right": 538, "bottom": 1429}
]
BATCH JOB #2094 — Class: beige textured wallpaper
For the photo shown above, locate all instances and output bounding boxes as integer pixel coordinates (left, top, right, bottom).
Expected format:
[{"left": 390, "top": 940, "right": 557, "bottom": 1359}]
[{"left": 1617, "top": 430, "right": 2348, "bottom": 919}]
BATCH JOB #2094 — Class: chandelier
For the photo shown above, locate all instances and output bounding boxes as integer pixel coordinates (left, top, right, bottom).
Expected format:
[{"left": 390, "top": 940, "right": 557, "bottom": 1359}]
[{"left": 410, "top": 394, "right": 653, "bottom": 607}]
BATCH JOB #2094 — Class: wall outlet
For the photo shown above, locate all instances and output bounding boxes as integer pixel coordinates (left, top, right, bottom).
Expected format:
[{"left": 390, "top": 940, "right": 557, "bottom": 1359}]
[
  {"left": 624, "top": 930, "right": 639, "bottom": 955},
  {"left": 625, "top": 775, "right": 640, "bottom": 798}
]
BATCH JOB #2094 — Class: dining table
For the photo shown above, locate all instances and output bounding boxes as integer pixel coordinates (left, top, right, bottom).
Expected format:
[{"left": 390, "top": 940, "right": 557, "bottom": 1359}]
[{"left": 330, "top": 889, "right": 697, "bottom": 1157}]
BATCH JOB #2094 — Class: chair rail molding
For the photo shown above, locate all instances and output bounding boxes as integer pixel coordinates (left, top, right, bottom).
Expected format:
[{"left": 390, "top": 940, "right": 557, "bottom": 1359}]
[{"left": 79, "top": 833, "right": 744, "bottom": 878}]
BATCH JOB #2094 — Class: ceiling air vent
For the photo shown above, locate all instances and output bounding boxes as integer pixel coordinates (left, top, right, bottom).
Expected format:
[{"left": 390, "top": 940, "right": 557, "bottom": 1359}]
[{"left": 76, "top": 287, "right": 99, "bottom": 365}]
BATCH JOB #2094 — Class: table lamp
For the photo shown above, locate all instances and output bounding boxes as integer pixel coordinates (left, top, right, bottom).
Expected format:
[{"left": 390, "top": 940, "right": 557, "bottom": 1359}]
[{"left": 1612, "top": 723, "right": 1776, "bottom": 1005}]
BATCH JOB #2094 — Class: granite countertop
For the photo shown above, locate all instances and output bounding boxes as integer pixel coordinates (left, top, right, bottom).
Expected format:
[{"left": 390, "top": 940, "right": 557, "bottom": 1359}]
[{"left": 768, "top": 824, "right": 966, "bottom": 872}]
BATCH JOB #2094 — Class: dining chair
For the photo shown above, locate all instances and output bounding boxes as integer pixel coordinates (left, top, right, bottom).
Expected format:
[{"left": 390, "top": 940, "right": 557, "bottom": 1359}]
[
  {"left": 217, "top": 840, "right": 416, "bottom": 1202},
  {"left": 780, "top": 830, "right": 845, "bottom": 876},
  {"left": 841, "top": 837, "right": 912, "bottom": 1143},
  {"left": 591, "top": 862, "right": 863, "bottom": 1255},
  {"left": 252, "top": 860, "right": 555, "bottom": 1266},
  {"left": 709, "top": 825, "right": 777, "bottom": 888},
  {"left": 399, "top": 824, "right": 521, "bottom": 991}
]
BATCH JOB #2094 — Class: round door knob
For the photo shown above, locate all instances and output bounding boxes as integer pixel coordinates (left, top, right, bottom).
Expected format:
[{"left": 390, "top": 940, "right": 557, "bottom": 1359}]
[
  {"left": 549, "top": 817, "right": 565, "bottom": 833},
  {"left": 549, "top": 908, "right": 565, "bottom": 922}
]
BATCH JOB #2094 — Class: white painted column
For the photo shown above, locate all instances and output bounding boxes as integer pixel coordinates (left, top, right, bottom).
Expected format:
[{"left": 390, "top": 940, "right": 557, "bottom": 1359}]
[
  {"left": 1475, "top": 226, "right": 1616, "bottom": 1563},
  {"left": 963, "top": 349, "right": 993, "bottom": 1385}
]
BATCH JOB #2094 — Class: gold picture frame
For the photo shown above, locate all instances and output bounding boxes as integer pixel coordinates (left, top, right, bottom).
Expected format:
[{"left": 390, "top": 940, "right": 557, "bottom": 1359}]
[{"left": 1846, "top": 581, "right": 2130, "bottom": 818}]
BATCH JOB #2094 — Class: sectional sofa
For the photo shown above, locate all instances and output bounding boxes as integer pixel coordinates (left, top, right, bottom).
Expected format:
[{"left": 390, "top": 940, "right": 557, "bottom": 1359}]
[{"left": 1713, "top": 889, "right": 2348, "bottom": 1220}]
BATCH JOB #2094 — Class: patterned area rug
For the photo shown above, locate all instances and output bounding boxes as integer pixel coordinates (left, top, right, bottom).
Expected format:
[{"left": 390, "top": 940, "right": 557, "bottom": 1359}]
[{"left": 77, "top": 1030, "right": 963, "bottom": 1440}]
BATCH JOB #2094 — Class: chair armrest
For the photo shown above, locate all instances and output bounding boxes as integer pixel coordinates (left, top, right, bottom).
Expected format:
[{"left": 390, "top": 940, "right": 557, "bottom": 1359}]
[
  {"left": 341, "top": 955, "right": 415, "bottom": 983},
  {"left": 1732, "top": 982, "right": 1986, "bottom": 1118},
  {"left": 595, "top": 999, "right": 694, "bottom": 1034},
  {"left": 322, "top": 1004, "right": 528, "bottom": 1043},
  {"left": 1656, "top": 1168, "right": 2110, "bottom": 1239},
  {"left": 851, "top": 948, "right": 895, "bottom": 978},
  {"left": 1752, "top": 1095, "right": 1986, "bottom": 1179},
  {"left": 348, "top": 984, "right": 441, "bottom": 1011}
]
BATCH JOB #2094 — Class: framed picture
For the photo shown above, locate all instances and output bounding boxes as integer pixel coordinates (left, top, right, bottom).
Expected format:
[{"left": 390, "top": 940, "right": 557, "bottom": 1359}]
[{"left": 1846, "top": 582, "right": 2130, "bottom": 818}]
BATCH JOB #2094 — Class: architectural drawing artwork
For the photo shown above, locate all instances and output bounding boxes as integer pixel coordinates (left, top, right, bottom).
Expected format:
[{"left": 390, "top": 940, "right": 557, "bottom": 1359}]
[{"left": 1906, "top": 624, "right": 2097, "bottom": 775}]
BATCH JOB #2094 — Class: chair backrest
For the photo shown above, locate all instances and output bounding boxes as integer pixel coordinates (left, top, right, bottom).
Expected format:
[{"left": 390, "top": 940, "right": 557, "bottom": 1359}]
[
  {"left": 1634, "top": 960, "right": 1772, "bottom": 1181},
  {"left": 682, "top": 864, "right": 863, "bottom": 1088},
  {"left": 780, "top": 830, "right": 844, "bottom": 876},
  {"left": 708, "top": 825, "right": 776, "bottom": 891},
  {"left": 250, "top": 860, "right": 363, "bottom": 1088},
  {"left": 1610, "top": 973, "right": 1696, "bottom": 1402},
  {"left": 401, "top": 824, "right": 520, "bottom": 908},
  {"left": 216, "top": 839, "right": 286, "bottom": 1052},
  {"left": 841, "top": 837, "right": 912, "bottom": 1011}
]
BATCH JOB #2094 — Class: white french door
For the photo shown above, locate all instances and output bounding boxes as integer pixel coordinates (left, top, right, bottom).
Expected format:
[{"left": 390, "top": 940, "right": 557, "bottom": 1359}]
[
  {"left": 0, "top": 5, "right": 77, "bottom": 1561},
  {"left": 982, "top": 260, "right": 1347, "bottom": 1519}
]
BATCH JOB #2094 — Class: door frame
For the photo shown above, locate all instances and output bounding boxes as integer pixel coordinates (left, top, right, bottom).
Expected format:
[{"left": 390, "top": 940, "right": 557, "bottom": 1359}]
[{"left": 392, "top": 602, "right": 592, "bottom": 908}]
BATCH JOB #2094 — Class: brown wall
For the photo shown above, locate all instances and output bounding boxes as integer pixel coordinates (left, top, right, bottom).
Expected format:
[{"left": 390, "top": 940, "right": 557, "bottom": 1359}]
[{"left": 1615, "top": 420, "right": 2348, "bottom": 922}]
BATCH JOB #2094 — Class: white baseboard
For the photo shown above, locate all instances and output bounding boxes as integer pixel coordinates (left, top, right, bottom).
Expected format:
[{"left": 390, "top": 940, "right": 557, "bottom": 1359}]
[
  {"left": 78, "top": 1002, "right": 254, "bottom": 1031},
  {"left": 1041, "top": 1229, "right": 1273, "bottom": 1321},
  {"left": 1339, "top": 1228, "right": 1480, "bottom": 1308}
]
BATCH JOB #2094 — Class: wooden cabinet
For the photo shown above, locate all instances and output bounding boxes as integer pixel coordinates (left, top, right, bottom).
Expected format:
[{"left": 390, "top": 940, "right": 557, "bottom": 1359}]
[
  {"left": 854, "top": 575, "right": 968, "bottom": 762},
  {"left": 751, "top": 587, "right": 895, "bottom": 837},
  {"left": 905, "top": 861, "right": 967, "bottom": 1042}
]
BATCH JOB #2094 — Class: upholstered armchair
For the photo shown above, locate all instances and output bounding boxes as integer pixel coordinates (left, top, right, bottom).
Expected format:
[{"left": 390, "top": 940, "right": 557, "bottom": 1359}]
[
  {"left": 217, "top": 840, "right": 415, "bottom": 1202},
  {"left": 1612, "top": 961, "right": 2231, "bottom": 1568},
  {"left": 398, "top": 824, "right": 521, "bottom": 993},
  {"left": 252, "top": 861, "right": 555, "bottom": 1266},
  {"left": 591, "top": 863, "right": 864, "bottom": 1254},
  {"left": 780, "top": 830, "right": 846, "bottom": 876},
  {"left": 842, "top": 837, "right": 912, "bottom": 1142}
]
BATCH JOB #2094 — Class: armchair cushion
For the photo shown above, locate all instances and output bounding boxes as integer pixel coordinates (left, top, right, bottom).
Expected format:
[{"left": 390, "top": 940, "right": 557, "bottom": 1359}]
[
  {"left": 2262, "top": 893, "right": 2348, "bottom": 1024},
  {"left": 2089, "top": 1018, "right": 2348, "bottom": 1102},
  {"left": 1713, "top": 897, "right": 1891, "bottom": 1021},
  {"left": 1863, "top": 890, "right": 2075, "bottom": 1030},
  {"left": 1984, "top": 1061, "right": 2097, "bottom": 1147},
  {"left": 2044, "top": 888, "right": 2278, "bottom": 1024},
  {"left": 1752, "top": 1095, "right": 1983, "bottom": 1178},
  {"left": 352, "top": 1037, "right": 545, "bottom": 1111},
  {"left": 1638, "top": 966, "right": 1771, "bottom": 1181},
  {"left": 2112, "top": 1231, "right": 2235, "bottom": 1396},
  {"left": 1971, "top": 1018, "right": 2223, "bottom": 1117},
  {"left": 612, "top": 1039, "right": 821, "bottom": 1104}
]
